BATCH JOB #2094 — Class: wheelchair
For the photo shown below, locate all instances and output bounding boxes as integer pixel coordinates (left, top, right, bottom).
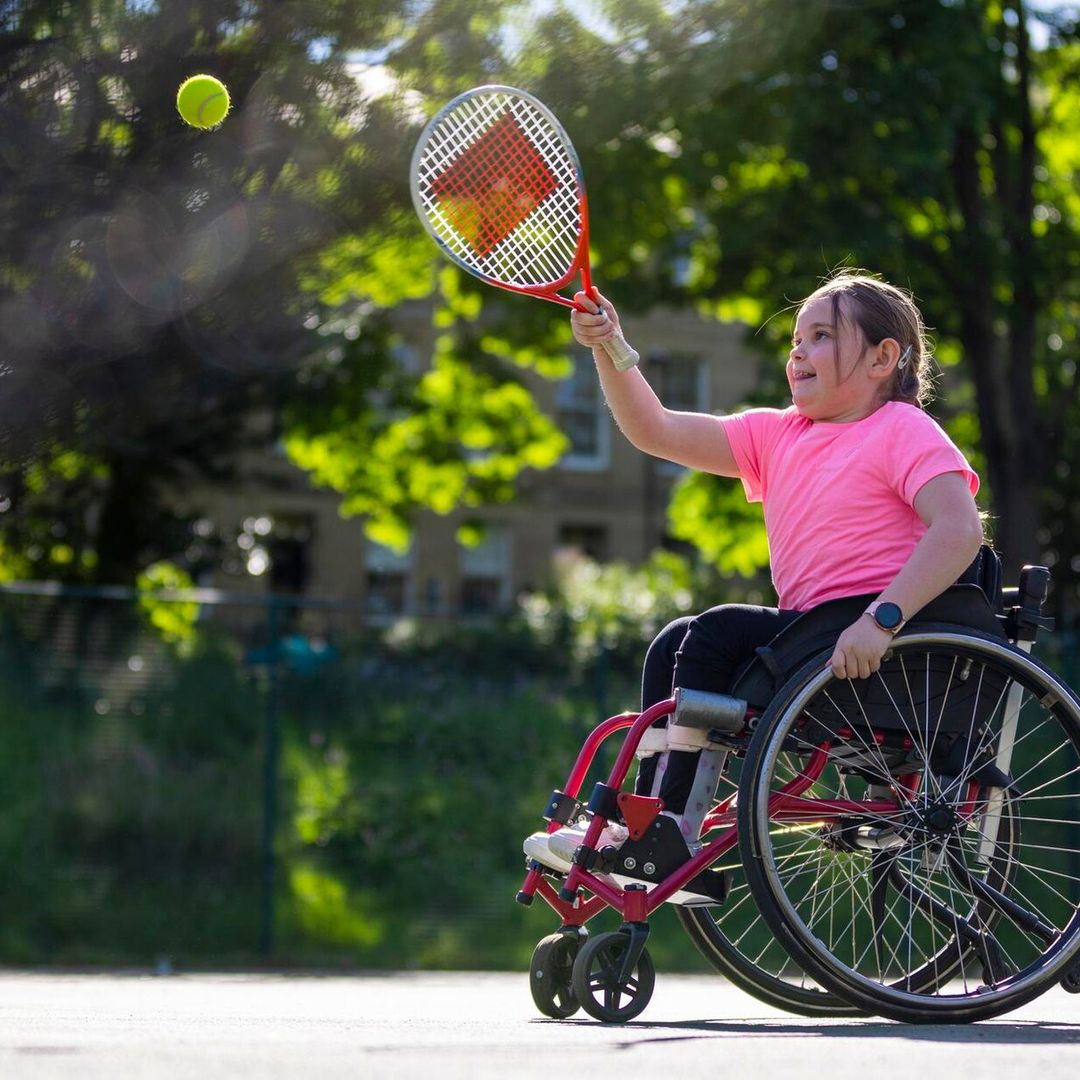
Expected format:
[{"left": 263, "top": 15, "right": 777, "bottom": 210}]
[{"left": 516, "top": 549, "right": 1080, "bottom": 1023}]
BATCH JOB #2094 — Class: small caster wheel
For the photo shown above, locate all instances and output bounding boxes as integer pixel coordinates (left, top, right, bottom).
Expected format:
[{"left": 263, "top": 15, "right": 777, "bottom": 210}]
[
  {"left": 530, "top": 931, "right": 583, "bottom": 1018},
  {"left": 570, "top": 929, "right": 655, "bottom": 1023}
]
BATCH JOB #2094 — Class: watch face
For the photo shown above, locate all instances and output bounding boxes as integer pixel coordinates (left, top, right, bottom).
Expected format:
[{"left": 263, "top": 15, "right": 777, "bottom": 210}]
[{"left": 875, "top": 602, "right": 904, "bottom": 630}]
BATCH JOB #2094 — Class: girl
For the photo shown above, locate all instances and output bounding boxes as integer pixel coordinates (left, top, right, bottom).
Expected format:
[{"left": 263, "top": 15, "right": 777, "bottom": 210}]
[{"left": 524, "top": 272, "right": 985, "bottom": 894}]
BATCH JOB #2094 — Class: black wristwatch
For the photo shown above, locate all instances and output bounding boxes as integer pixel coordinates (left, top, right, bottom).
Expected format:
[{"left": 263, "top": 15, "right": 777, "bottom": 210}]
[{"left": 865, "top": 601, "right": 905, "bottom": 635}]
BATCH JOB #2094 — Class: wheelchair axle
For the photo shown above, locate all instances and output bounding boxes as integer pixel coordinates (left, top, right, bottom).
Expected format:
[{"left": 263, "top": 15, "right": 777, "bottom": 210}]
[{"left": 821, "top": 818, "right": 908, "bottom": 852}]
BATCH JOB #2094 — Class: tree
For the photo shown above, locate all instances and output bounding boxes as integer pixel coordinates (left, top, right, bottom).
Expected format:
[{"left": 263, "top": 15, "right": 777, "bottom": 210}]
[
  {"left": 5, "top": 0, "right": 1079, "bottom": 613},
  {"left": 508, "top": 0, "right": 1080, "bottom": 605},
  {"left": 0, "top": 0, "right": 567, "bottom": 583}
]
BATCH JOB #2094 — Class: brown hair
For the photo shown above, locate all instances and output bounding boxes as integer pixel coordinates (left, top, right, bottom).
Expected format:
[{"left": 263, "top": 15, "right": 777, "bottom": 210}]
[{"left": 800, "top": 271, "right": 935, "bottom": 408}]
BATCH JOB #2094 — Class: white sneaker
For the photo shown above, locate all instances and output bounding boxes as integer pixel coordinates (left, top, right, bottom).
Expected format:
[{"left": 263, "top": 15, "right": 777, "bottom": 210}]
[
  {"left": 523, "top": 829, "right": 572, "bottom": 873},
  {"left": 523, "top": 820, "right": 628, "bottom": 874},
  {"left": 548, "top": 819, "right": 628, "bottom": 866}
]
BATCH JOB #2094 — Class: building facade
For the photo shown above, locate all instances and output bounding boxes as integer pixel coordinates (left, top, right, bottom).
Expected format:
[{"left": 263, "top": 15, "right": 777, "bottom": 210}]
[{"left": 195, "top": 306, "right": 760, "bottom": 617}]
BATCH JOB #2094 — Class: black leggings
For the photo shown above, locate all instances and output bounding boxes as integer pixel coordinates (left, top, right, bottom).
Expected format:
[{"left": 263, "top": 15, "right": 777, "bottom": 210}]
[{"left": 636, "top": 603, "right": 801, "bottom": 812}]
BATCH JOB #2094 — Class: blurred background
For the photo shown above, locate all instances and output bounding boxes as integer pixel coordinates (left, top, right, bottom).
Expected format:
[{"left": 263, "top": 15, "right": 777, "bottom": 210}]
[{"left": 1, "top": 0, "right": 1078, "bottom": 973}]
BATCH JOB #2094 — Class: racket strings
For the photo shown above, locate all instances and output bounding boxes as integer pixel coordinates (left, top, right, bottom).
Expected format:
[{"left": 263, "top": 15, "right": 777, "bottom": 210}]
[
  {"left": 430, "top": 113, "right": 558, "bottom": 257},
  {"left": 414, "top": 91, "right": 582, "bottom": 287},
  {"left": 423, "top": 94, "right": 579, "bottom": 275}
]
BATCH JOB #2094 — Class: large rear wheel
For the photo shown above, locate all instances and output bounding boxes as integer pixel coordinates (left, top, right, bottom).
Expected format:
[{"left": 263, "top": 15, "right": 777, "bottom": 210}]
[{"left": 739, "top": 631, "right": 1080, "bottom": 1023}]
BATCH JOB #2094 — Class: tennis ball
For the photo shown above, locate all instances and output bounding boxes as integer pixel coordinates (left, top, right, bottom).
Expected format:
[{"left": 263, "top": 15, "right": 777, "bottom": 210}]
[{"left": 176, "top": 74, "right": 230, "bottom": 129}]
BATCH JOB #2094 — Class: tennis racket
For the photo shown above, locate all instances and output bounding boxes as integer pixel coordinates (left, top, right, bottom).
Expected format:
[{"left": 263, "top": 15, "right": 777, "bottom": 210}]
[{"left": 410, "top": 85, "right": 640, "bottom": 371}]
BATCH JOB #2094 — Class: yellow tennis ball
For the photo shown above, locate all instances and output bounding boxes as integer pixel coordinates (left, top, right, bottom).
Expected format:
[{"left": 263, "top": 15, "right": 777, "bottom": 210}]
[{"left": 176, "top": 74, "right": 230, "bottom": 129}]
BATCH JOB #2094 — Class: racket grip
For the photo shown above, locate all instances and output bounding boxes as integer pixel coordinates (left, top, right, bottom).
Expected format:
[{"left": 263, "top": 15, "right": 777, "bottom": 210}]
[{"left": 602, "top": 332, "right": 640, "bottom": 372}]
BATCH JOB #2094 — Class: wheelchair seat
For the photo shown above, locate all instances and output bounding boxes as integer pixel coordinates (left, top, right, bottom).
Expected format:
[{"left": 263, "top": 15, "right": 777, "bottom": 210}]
[{"left": 731, "top": 544, "right": 1006, "bottom": 711}]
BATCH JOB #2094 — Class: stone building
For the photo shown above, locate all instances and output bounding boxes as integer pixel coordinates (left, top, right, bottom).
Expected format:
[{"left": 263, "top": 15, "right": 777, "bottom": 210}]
[{"left": 193, "top": 305, "right": 759, "bottom": 619}]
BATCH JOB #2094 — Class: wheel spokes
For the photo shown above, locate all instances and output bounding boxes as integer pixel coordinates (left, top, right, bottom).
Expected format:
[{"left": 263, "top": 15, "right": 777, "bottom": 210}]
[{"left": 749, "top": 634, "right": 1080, "bottom": 1015}]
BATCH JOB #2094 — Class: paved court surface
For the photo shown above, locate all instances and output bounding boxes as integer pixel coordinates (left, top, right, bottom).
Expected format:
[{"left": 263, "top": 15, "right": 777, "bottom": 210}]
[{"left": 2, "top": 970, "right": 1079, "bottom": 1079}]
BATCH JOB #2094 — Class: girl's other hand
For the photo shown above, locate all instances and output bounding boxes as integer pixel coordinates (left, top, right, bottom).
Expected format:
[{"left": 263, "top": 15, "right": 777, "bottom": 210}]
[
  {"left": 829, "top": 617, "right": 893, "bottom": 680},
  {"left": 571, "top": 290, "right": 621, "bottom": 350}
]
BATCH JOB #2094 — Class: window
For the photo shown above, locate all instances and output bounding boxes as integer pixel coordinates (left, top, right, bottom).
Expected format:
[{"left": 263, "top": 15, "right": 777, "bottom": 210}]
[
  {"left": 648, "top": 352, "right": 707, "bottom": 474},
  {"left": 557, "top": 523, "right": 609, "bottom": 562},
  {"left": 268, "top": 516, "right": 314, "bottom": 594},
  {"left": 460, "top": 526, "right": 511, "bottom": 614},
  {"left": 365, "top": 541, "right": 412, "bottom": 616},
  {"left": 556, "top": 351, "right": 609, "bottom": 470},
  {"left": 650, "top": 352, "right": 706, "bottom": 412}
]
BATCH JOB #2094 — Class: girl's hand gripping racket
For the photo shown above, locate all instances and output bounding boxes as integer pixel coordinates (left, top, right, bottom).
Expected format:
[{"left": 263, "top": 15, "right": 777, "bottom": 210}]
[{"left": 410, "top": 85, "right": 640, "bottom": 371}]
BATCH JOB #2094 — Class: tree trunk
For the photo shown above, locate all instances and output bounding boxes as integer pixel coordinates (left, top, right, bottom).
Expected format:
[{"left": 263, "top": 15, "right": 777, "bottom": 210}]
[
  {"left": 951, "top": 90, "right": 1045, "bottom": 578},
  {"left": 996, "top": 0, "right": 1046, "bottom": 575},
  {"left": 93, "top": 459, "right": 152, "bottom": 587}
]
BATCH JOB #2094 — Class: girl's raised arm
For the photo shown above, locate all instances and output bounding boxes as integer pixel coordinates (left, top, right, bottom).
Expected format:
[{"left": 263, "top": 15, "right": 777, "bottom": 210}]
[{"left": 571, "top": 291, "right": 740, "bottom": 478}]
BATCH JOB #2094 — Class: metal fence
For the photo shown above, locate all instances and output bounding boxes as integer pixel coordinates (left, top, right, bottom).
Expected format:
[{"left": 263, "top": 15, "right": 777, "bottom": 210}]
[
  {"left": 0, "top": 581, "right": 624, "bottom": 970},
  {"left": 3, "top": 580, "right": 1077, "bottom": 971}
]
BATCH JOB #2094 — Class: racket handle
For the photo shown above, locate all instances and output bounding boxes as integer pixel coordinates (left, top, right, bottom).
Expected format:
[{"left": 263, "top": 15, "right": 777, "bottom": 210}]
[{"left": 602, "top": 333, "right": 640, "bottom": 372}]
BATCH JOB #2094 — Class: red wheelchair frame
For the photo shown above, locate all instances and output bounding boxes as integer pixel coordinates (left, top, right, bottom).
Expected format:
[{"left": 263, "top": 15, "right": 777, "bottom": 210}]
[
  {"left": 517, "top": 696, "right": 981, "bottom": 928},
  {"left": 516, "top": 564, "right": 1080, "bottom": 1025}
]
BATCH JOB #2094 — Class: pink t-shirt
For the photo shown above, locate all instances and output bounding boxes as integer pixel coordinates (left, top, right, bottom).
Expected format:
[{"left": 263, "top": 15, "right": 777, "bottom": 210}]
[{"left": 719, "top": 402, "right": 979, "bottom": 611}]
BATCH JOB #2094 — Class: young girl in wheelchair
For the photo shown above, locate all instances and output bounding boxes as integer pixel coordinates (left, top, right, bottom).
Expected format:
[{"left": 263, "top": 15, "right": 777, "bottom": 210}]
[{"left": 524, "top": 271, "right": 986, "bottom": 896}]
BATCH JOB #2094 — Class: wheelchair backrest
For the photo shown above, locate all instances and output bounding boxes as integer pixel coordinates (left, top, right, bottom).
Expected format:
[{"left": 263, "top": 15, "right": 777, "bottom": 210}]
[{"left": 956, "top": 544, "right": 1003, "bottom": 613}]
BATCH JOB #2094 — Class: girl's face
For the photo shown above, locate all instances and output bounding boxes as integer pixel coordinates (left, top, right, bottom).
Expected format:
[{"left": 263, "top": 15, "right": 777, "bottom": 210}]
[{"left": 787, "top": 295, "right": 882, "bottom": 423}]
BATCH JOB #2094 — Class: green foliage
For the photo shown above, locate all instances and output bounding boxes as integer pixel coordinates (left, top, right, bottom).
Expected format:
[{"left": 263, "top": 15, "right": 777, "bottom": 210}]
[
  {"left": 284, "top": 343, "right": 568, "bottom": 551},
  {"left": 11, "top": 582, "right": 1079, "bottom": 973},
  {"left": 667, "top": 473, "right": 772, "bottom": 584},
  {"left": 287, "top": 863, "right": 386, "bottom": 950},
  {"left": 136, "top": 562, "right": 201, "bottom": 655},
  {"left": 519, "top": 549, "right": 753, "bottom": 671},
  {"left": 0, "top": 444, "right": 107, "bottom": 582},
  {"left": 310, "top": 226, "right": 438, "bottom": 309},
  {"left": 2, "top": 0, "right": 574, "bottom": 585},
  {"left": 0, "top": 600, "right": 264, "bottom": 963},
  {"left": 0, "top": 572, "right": 760, "bottom": 970}
]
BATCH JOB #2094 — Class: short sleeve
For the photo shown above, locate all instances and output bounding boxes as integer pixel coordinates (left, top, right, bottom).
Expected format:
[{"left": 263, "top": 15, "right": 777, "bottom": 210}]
[
  {"left": 718, "top": 408, "right": 788, "bottom": 503},
  {"left": 887, "top": 408, "right": 980, "bottom": 506}
]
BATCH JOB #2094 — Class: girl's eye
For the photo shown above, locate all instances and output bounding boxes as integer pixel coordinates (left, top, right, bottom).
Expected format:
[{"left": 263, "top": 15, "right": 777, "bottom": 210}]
[{"left": 815, "top": 330, "right": 829, "bottom": 340}]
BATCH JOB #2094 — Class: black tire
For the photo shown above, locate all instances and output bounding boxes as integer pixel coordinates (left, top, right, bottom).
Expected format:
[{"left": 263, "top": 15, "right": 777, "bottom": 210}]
[
  {"left": 530, "top": 930, "right": 583, "bottom": 1018},
  {"left": 571, "top": 929, "right": 655, "bottom": 1023},
  {"left": 739, "top": 630, "right": 1080, "bottom": 1023},
  {"left": 675, "top": 748, "right": 863, "bottom": 1016},
  {"left": 529, "top": 928, "right": 583, "bottom": 1019},
  {"left": 676, "top": 876, "right": 863, "bottom": 1016}
]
